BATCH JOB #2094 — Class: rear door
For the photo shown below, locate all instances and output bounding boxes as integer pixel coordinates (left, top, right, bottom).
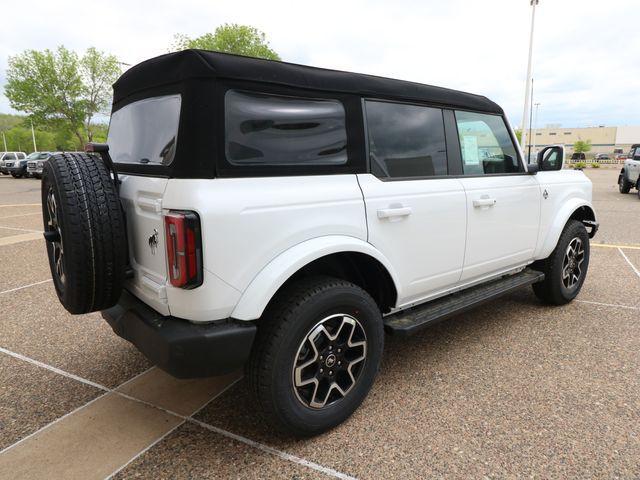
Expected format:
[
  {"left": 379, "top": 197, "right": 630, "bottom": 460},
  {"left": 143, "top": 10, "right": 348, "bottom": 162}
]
[
  {"left": 108, "top": 94, "right": 182, "bottom": 314},
  {"left": 359, "top": 100, "right": 467, "bottom": 307},
  {"left": 453, "top": 110, "right": 540, "bottom": 283}
]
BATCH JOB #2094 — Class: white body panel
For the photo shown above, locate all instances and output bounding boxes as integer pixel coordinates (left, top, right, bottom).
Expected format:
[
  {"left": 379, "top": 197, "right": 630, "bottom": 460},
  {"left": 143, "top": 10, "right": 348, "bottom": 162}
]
[
  {"left": 356, "top": 174, "right": 467, "bottom": 306},
  {"left": 120, "top": 168, "right": 594, "bottom": 323},
  {"left": 622, "top": 158, "right": 640, "bottom": 185},
  {"left": 459, "top": 175, "right": 540, "bottom": 282},
  {"left": 533, "top": 170, "right": 595, "bottom": 259},
  {"left": 160, "top": 175, "right": 367, "bottom": 322}
]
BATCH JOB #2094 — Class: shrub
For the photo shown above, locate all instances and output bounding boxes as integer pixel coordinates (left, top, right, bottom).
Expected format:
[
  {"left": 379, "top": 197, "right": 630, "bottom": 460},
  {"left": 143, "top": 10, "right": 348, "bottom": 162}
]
[
  {"left": 574, "top": 162, "right": 587, "bottom": 169},
  {"left": 591, "top": 162, "right": 600, "bottom": 168}
]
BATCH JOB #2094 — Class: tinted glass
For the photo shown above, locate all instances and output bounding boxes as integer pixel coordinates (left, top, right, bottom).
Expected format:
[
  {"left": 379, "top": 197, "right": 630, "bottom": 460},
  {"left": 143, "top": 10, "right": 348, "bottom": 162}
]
[
  {"left": 455, "top": 111, "right": 522, "bottom": 175},
  {"left": 365, "top": 101, "right": 447, "bottom": 178},
  {"left": 108, "top": 95, "right": 181, "bottom": 165},
  {"left": 4, "top": 153, "right": 16, "bottom": 160},
  {"left": 225, "top": 90, "right": 347, "bottom": 166}
]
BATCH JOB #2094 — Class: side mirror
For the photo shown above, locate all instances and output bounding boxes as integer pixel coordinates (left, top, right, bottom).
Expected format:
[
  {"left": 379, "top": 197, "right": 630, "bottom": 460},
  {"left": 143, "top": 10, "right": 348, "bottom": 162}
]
[
  {"left": 527, "top": 163, "right": 539, "bottom": 175},
  {"left": 537, "top": 145, "right": 564, "bottom": 171}
]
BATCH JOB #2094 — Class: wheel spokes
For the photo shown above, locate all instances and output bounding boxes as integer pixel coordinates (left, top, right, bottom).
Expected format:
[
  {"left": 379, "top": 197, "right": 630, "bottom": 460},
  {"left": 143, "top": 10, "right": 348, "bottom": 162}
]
[{"left": 292, "top": 314, "right": 367, "bottom": 409}]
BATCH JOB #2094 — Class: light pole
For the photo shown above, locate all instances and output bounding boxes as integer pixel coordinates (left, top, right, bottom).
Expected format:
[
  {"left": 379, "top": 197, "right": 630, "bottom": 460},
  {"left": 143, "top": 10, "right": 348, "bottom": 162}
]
[
  {"left": 31, "top": 120, "right": 37, "bottom": 152},
  {"left": 532, "top": 102, "right": 541, "bottom": 155},
  {"left": 520, "top": 0, "right": 539, "bottom": 158}
]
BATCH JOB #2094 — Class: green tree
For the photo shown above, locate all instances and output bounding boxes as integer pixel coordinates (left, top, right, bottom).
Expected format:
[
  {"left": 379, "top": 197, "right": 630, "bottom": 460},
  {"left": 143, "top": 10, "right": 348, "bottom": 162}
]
[
  {"left": 514, "top": 129, "right": 522, "bottom": 145},
  {"left": 573, "top": 139, "right": 592, "bottom": 154},
  {"left": 171, "top": 24, "right": 280, "bottom": 60},
  {"left": 4, "top": 46, "right": 121, "bottom": 149}
]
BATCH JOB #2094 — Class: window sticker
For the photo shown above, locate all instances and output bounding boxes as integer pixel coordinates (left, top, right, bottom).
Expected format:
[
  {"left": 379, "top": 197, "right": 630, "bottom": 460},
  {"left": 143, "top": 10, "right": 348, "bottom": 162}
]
[{"left": 463, "top": 135, "right": 479, "bottom": 165}]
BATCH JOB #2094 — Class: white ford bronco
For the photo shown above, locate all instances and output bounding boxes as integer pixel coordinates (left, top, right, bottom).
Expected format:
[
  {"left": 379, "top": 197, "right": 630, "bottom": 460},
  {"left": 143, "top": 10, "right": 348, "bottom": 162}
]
[
  {"left": 42, "top": 50, "right": 598, "bottom": 436},
  {"left": 618, "top": 143, "right": 640, "bottom": 197}
]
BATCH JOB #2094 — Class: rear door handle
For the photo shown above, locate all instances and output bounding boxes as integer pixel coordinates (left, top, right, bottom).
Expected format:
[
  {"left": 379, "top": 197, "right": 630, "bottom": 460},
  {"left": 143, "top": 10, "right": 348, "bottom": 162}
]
[
  {"left": 377, "top": 206, "right": 412, "bottom": 219},
  {"left": 473, "top": 196, "right": 497, "bottom": 208}
]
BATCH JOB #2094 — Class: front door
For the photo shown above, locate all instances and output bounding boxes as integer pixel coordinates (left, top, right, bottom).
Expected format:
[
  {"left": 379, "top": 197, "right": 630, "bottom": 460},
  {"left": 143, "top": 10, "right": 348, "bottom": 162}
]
[
  {"left": 453, "top": 110, "right": 541, "bottom": 282},
  {"left": 359, "top": 100, "right": 467, "bottom": 307}
]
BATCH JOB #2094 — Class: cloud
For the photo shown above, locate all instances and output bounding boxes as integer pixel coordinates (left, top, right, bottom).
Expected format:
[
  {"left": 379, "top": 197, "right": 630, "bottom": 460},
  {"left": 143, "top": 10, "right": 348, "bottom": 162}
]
[{"left": 1, "top": 0, "right": 638, "bottom": 128}]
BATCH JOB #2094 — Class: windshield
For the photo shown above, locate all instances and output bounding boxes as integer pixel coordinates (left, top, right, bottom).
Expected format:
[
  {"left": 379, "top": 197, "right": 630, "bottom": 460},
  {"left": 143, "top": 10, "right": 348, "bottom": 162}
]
[
  {"left": 108, "top": 95, "right": 181, "bottom": 166},
  {"left": 27, "top": 152, "right": 49, "bottom": 160}
]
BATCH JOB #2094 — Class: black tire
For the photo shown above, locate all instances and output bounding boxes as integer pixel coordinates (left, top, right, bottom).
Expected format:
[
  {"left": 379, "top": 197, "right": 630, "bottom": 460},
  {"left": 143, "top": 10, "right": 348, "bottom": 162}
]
[
  {"left": 619, "top": 174, "right": 631, "bottom": 194},
  {"left": 247, "top": 276, "right": 384, "bottom": 437},
  {"left": 532, "top": 220, "right": 590, "bottom": 305},
  {"left": 11, "top": 173, "right": 21, "bottom": 178},
  {"left": 41, "top": 152, "right": 127, "bottom": 314}
]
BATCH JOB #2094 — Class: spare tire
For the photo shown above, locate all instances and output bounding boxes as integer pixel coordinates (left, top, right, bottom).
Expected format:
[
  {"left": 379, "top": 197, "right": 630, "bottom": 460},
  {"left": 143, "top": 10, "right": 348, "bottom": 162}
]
[{"left": 42, "top": 152, "right": 127, "bottom": 314}]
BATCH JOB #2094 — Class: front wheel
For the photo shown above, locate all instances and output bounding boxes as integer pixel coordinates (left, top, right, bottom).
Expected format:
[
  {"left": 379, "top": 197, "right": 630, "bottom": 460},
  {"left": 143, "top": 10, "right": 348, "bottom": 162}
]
[
  {"left": 619, "top": 175, "right": 631, "bottom": 193},
  {"left": 247, "top": 276, "right": 384, "bottom": 436},
  {"left": 532, "top": 220, "right": 590, "bottom": 305}
]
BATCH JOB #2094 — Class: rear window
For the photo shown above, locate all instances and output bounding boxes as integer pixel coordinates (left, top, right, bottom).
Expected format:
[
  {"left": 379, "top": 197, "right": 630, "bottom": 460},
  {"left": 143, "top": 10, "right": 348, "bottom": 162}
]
[
  {"left": 108, "top": 95, "right": 181, "bottom": 165},
  {"left": 224, "top": 90, "right": 348, "bottom": 166}
]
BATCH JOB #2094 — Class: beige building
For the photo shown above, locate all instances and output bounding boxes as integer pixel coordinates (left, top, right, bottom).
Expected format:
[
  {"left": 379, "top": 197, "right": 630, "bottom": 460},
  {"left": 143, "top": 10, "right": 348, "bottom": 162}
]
[{"left": 525, "top": 125, "right": 640, "bottom": 156}]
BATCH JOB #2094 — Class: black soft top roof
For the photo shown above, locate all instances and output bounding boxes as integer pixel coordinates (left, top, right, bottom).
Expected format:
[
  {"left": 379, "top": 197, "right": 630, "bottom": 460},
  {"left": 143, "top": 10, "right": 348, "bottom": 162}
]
[{"left": 113, "top": 50, "right": 503, "bottom": 114}]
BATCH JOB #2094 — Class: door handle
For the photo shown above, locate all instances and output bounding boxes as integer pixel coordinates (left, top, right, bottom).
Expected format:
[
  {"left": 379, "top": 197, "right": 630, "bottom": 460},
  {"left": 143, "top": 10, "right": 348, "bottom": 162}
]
[
  {"left": 473, "top": 196, "right": 497, "bottom": 208},
  {"left": 377, "top": 206, "right": 412, "bottom": 219}
]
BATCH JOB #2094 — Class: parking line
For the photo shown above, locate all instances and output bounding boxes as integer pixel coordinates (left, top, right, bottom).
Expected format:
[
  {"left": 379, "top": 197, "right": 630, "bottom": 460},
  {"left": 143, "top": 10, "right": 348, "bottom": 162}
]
[
  {"left": 0, "top": 232, "right": 43, "bottom": 246},
  {"left": 575, "top": 299, "right": 640, "bottom": 311},
  {"left": 591, "top": 243, "right": 640, "bottom": 250},
  {"left": 0, "top": 225, "right": 41, "bottom": 233},
  {"left": 0, "top": 212, "right": 41, "bottom": 219},
  {"left": 617, "top": 247, "right": 640, "bottom": 278},
  {"left": 0, "top": 279, "right": 52, "bottom": 295},
  {"left": 0, "top": 203, "right": 41, "bottom": 208},
  {"left": 0, "top": 347, "right": 356, "bottom": 480}
]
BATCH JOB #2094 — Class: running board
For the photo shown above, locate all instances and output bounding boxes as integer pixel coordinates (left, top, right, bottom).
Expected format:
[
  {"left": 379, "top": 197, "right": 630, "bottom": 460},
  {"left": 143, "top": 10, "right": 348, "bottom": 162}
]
[{"left": 384, "top": 269, "right": 545, "bottom": 336}]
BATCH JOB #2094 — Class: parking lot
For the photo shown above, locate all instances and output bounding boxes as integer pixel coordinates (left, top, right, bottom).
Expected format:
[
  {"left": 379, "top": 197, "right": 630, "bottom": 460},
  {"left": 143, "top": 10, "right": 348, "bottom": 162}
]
[{"left": 0, "top": 168, "right": 638, "bottom": 479}]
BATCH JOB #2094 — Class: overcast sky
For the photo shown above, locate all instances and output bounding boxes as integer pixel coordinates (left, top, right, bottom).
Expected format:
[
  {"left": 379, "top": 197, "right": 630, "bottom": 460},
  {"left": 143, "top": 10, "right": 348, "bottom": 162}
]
[{"left": 1, "top": 0, "right": 638, "bottom": 128}]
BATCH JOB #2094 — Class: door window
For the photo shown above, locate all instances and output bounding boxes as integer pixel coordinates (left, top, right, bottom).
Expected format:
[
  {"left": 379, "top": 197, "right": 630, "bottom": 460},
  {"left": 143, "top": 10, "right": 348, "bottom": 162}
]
[
  {"left": 365, "top": 101, "right": 447, "bottom": 178},
  {"left": 455, "top": 111, "right": 522, "bottom": 175}
]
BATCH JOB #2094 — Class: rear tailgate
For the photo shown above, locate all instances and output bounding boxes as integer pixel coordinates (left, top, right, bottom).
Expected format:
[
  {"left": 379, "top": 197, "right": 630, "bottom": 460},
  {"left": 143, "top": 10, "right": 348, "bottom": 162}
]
[{"left": 118, "top": 174, "right": 170, "bottom": 315}]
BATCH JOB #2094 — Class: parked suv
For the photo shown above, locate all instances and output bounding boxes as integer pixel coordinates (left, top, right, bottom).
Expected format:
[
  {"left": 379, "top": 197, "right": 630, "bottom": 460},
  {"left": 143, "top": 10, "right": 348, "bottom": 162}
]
[
  {"left": 26, "top": 152, "right": 55, "bottom": 179},
  {"left": 41, "top": 51, "right": 598, "bottom": 436},
  {"left": 618, "top": 143, "right": 640, "bottom": 196},
  {"left": 0, "top": 152, "right": 27, "bottom": 175}
]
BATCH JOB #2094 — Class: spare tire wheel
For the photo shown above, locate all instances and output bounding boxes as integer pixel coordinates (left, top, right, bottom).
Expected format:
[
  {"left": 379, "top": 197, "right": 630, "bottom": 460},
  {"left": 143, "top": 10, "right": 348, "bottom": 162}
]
[{"left": 42, "top": 152, "right": 127, "bottom": 314}]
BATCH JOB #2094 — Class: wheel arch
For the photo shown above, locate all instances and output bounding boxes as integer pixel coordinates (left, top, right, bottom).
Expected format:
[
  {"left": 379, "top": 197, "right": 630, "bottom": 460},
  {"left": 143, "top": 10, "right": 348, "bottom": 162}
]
[
  {"left": 537, "top": 201, "right": 597, "bottom": 260},
  {"left": 231, "top": 236, "right": 401, "bottom": 321}
]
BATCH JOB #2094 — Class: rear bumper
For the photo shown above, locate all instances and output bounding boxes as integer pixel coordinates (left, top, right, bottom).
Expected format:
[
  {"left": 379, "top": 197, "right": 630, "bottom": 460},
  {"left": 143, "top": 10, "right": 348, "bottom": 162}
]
[{"left": 102, "top": 290, "right": 256, "bottom": 378}]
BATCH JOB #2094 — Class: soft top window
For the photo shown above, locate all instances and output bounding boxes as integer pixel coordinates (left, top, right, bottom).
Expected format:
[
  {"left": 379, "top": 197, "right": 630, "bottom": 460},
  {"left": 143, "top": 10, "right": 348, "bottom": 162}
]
[
  {"left": 224, "top": 90, "right": 348, "bottom": 167},
  {"left": 108, "top": 94, "right": 181, "bottom": 166}
]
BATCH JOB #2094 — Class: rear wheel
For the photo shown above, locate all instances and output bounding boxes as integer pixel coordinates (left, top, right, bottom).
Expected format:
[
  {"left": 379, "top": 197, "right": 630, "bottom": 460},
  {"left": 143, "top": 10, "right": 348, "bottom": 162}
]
[
  {"left": 619, "top": 174, "right": 631, "bottom": 193},
  {"left": 247, "top": 276, "right": 384, "bottom": 436},
  {"left": 42, "top": 152, "right": 127, "bottom": 314},
  {"left": 532, "top": 220, "right": 590, "bottom": 305}
]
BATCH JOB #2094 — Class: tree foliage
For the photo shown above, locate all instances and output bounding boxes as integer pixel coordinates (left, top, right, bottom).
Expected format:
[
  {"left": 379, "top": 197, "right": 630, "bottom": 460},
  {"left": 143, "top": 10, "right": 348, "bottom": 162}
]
[
  {"left": 171, "top": 24, "right": 280, "bottom": 60},
  {"left": 573, "top": 139, "right": 592, "bottom": 153},
  {"left": 0, "top": 113, "right": 107, "bottom": 153},
  {"left": 4, "top": 46, "right": 120, "bottom": 148}
]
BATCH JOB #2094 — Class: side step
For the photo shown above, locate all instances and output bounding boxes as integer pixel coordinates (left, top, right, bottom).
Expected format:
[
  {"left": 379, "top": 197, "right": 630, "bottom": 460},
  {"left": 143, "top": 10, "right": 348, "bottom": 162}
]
[{"left": 383, "top": 269, "right": 545, "bottom": 336}]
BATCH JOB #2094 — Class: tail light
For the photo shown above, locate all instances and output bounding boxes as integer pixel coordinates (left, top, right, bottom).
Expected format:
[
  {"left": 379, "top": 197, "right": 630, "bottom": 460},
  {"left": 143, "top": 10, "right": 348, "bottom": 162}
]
[{"left": 164, "top": 210, "right": 203, "bottom": 289}]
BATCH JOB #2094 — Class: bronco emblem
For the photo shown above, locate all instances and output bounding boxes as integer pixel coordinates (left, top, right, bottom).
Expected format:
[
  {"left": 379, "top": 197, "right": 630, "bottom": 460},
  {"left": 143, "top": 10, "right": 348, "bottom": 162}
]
[{"left": 148, "top": 229, "right": 158, "bottom": 254}]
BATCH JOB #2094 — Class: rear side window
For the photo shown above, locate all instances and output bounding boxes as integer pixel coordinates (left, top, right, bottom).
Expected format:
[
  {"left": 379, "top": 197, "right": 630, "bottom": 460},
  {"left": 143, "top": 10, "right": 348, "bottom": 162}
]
[
  {"left": 224, "top": 90, "right": 347, "bottom": 166},
  {"left": 365, "top": 100, "right": 447, "bottom": 178},
  {"left": 108, "top": 95, "right": 181, "bottom": 165},
  {"left": 455, "top": 111, "right": 522, "bottom": 175}
]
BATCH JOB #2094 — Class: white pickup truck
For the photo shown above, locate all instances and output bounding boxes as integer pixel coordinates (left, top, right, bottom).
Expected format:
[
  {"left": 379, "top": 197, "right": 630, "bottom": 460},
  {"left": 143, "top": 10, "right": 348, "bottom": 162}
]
[
  {"left": 41, "top": 50, "right": 598, "bottom": 436},
  {"left": 618, "top": 144, "right": 640, "bottom": 197}
]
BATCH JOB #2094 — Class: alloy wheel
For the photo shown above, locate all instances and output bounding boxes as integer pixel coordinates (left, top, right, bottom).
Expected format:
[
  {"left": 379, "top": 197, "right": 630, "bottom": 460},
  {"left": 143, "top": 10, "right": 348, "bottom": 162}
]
[
  {"left": 562, "top": 237, "right": 584, "bottom": 289},
  {"left": 45, "top": 188, "right": 65, "bottom": 285},
  {"left": 292, "top": 313, "right": 367, "bottom": 409}
]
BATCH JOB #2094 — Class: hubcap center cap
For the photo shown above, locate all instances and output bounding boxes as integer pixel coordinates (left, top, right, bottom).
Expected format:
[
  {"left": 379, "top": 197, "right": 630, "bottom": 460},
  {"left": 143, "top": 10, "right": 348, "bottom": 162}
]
[{"left": 325, "top": 353, "right": 337, "bottom": 368}]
